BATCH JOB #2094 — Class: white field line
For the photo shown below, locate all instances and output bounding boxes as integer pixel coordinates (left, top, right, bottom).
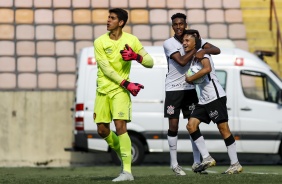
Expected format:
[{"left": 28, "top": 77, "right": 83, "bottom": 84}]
[
  {"left": 184, "top": 168, "right": 279, "bottom": 175},
  {"left": 244, "top": 172, "right": 279, "bottom": 175}
]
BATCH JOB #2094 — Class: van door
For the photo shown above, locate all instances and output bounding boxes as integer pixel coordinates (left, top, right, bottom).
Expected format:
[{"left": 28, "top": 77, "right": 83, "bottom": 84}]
[{"left": 237, "top": 69, "right": 282, "bottom": 154}]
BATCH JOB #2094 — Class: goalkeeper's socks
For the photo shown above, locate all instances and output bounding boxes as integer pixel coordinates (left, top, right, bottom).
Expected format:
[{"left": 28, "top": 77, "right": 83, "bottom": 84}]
[
  {"left": 104, "top": 131, "right": 121, "bottom": 159},
  {"left": 119, "top": 132, "right": 132, "bottom": 173}
]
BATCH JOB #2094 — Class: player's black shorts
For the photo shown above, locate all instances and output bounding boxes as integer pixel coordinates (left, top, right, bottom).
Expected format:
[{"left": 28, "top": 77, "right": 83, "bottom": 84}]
[
  {"left": 164, "top": 89, "right": 198, "bottom": 119},
  {"left": 191, "top": 96, "right": 228, "bottom": 124}
]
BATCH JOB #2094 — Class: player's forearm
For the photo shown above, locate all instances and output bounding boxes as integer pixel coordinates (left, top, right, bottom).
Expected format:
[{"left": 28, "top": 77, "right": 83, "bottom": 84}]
[
  {"left": 203, "top": 43, "right": 221, "bottom": 55},
  {"left": 98, "top": 60, "right": 124, "bottom": 84},
  {"left": 173, "top": 49, "right": 196, "bottom": 67},
  {"left": 140, "top": 53, "right": 154, "bottom": 68},
  {"left": 181, "top": 49, "right": 196, "bottom": 66},
  {"left": 138, "top": 48, "right": 154, "bottom": 68}
]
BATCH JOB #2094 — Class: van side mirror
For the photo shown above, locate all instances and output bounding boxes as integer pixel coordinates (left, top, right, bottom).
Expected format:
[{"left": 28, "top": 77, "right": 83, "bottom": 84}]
[
  {"left": 254, "top": 50, "right": 275, "bottom": 62},
  {"left": 276, "top": 89, "right": 282, "bottom": 105}
]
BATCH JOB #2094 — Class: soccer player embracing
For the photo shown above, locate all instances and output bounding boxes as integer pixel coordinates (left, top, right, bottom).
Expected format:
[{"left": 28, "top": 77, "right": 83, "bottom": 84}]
[{"left": 183, "top": 30, "right": 243, "bottom": 174}]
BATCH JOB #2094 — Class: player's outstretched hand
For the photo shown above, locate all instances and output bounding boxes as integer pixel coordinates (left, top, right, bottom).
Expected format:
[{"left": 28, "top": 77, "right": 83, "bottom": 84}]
[
  {"left": 120, "top": 80, "right": 144, "bottom": 96},
  {"left": 120, "top": 44, "right": 143, "bottom": 63}
]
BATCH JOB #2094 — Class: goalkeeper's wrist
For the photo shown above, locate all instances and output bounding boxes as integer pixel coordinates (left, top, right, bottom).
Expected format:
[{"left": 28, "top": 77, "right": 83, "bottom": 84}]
[
  {"left": 136, "top": 54, "right": 143, "bottom": 63},
  {"left": 120, "top": 80, "right": 130, "bottom": 88}
]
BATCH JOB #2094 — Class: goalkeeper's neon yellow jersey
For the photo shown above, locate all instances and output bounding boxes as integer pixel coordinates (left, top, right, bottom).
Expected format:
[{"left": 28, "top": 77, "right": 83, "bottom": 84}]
[{"left": 94, "top": 31, "right": 143, "bottom": 95}]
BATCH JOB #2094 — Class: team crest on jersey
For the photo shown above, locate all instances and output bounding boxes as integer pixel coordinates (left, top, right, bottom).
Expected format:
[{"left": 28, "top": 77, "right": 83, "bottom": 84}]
[
  {"left": 118, "top": 112, "right": 125, "bottom": 117},
  {"left": 167, "top": 105, "right": 175, "bottom": 115},
  {"left": 105, "top": 48, "right": 113, "bottom": 54},
  {"left": 189, "top": 103, "right": 195, "bottom": 111}
]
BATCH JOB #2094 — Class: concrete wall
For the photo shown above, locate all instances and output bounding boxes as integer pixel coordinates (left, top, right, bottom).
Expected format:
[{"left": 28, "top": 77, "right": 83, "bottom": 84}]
[{"left": 0, "top": 91, "right": 98, "bottom": 167}]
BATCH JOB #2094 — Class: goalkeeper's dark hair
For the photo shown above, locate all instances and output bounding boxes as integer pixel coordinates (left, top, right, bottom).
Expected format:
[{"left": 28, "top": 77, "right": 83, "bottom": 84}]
[
  {"left": 171, "top": 13, "right": 186, "bottom": 21},
  {"left": 109, "top": 8, "right": 128, "bottom": 28},
  {"left": 184, "top": 29, "right": 202, "bottom": 50}
]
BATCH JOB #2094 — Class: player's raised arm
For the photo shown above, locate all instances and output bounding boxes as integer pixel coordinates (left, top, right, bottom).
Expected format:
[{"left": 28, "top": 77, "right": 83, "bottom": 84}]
[
  {"left": 163, "top": 40, "right": 196, "bottom": 67},
  {"left": 195, "top": 42, "right": 221, "bottom": 59},
  {"left": 120, "top": 44, "right": 154, "bottom": 68}
]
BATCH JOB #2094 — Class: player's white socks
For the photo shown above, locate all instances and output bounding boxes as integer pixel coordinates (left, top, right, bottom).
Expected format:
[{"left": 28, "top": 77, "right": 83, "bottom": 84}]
[
  {"left": 190, "top": 135, "right": 201, "bottom": 163},
  {"left": 227, "top": 142, "right": 238, "bottom": 165},
  {"left": 194, "top": 136, "right": 210, "bottom": 159},
  {"left": 168, "top": 135, "right": 178, "bottom": 168}
]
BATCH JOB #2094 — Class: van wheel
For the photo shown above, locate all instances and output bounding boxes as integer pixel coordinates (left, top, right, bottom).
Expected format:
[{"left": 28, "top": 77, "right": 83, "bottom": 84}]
[{"left": 110, "top": 135, "right": 145, "bottom": 166}]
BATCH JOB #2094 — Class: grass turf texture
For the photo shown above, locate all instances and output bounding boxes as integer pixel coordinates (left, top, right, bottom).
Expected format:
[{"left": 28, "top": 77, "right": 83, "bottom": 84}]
[{"left": 1, "top": 166, "right": 282, "bottom": 184}]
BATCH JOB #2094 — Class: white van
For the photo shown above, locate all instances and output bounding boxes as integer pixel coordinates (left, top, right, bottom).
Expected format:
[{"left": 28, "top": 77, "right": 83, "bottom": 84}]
[{"left": 66, "top": 42, "right": 282, "bottom": 165}]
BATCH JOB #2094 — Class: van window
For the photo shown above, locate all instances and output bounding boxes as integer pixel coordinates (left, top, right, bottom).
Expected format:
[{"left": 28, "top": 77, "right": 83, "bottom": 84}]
[
  {"left": 215, "top": 70, "right": 227, "bottom": 90},
  {"left": 240, "top": 70, "right": 280, "bottom": 103}
]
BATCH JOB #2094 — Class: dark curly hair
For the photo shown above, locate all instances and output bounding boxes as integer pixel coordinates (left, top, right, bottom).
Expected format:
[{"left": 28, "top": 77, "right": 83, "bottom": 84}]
[{"left": 171, "top": 13, "right": 186, "bottom": 21}]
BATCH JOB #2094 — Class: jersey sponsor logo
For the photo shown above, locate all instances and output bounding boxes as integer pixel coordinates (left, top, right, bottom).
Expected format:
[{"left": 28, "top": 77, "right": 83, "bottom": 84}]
[
  {"left": 167, "top": 105, "right": 175, "bottom": 115},
  {"left": 171, "top": 83, "right": 182, "bottom": 88},
  {"left": 183, "top": 83, "right": 194, "bottom": 88},
  {"left": 171, "top": 82, "right": 194, "bottom": 89},
  {"left": 209, "top": 110, "right": 219, "bottom": 119}
]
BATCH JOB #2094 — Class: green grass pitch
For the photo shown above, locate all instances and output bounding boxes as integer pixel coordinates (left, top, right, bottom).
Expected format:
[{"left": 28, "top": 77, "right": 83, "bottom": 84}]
[{"left": 1, "top": 165, "right": 282, "bottom": 184}]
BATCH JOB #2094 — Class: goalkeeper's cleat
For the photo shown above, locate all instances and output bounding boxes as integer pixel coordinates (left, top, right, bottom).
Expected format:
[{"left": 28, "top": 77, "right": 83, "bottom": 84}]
[
  {"left": 222, "top": 162, "right": 243, "bottom": 174},
  {"left": 192, "top": 163, "right": 208, "bottom": 174},
  {"left": 194, "top": 155, "right": 216, "bottom": 172},
  {"left": 172, "top": 165, "right": 186, "bottom": 176},
  {"left": 112, "top": 171, "right": 134, "bottom": 182}
]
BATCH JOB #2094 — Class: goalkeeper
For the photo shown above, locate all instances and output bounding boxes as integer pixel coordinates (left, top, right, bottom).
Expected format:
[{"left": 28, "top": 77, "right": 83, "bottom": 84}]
[{"left": 93, "top": 8, "right": 153, "bottom": 182}]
